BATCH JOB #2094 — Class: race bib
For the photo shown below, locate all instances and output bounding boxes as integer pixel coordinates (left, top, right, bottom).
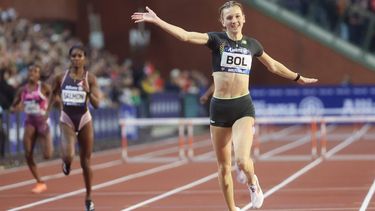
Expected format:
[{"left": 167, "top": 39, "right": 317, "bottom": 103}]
[
  {"left": 24, "top": 101, "right": 40, "bottom": 114},
  {"left": 220, "top": 52, "right": 252, "bottom": 74},
  {"left": 62, "top": 90, "right": 87, "bottom": 105}
]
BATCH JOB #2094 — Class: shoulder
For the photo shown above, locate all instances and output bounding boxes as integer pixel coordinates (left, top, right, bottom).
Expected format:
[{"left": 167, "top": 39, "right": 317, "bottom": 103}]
[
  {"left": 245, "top": 36, "right": 264, "bottom": 56},
  {"left": 87, "top": 72, "right": 98, "bottom": 83},
  {"left": 245, "top": 36, "right": 262, "bottom": 46},
  {"left": 18, "top": 85, "right": 26, "bottom": 94},
  {"left": 55, "top": 72, "right": 66, "bottom": 82},
  {"left": 55, "top": 72, "right": 65, "bottom": 80},
  {"left": 15, "top": 85, "right": 26, "bottom": 97},
  {"left": 87, "top": 72, "right": 97, "bottom": 79},
  {"left": 207, "top": 32, "right": 227, "bottom": 48},
  {"left": 41, "top": 82, "right": 51, "bottom": 91},
  {"left": 208, "top": 31, "right": 226, "bottom": 39}
]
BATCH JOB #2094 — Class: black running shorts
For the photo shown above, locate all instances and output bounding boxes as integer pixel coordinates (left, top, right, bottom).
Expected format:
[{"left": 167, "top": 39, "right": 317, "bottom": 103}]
[{"left": 209, "top": 94, "right": 255, "bottom": 127}]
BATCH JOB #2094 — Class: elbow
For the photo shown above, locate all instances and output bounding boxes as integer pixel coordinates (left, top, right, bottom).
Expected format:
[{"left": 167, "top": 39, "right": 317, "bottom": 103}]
[
  {"left": 267, "top": 64, "right": 278, "bottom": 74},
  {"left": 178, "top": 31, "right": 192, "bottom": 42},
  {"left": 178, "top": 34, "right": 189, "bottom": 42}
]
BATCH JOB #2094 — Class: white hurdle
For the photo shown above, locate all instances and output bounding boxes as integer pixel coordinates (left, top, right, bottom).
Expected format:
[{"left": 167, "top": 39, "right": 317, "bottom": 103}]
[
  {"left": 119, "top": 115, "right": 375, "bottom": 162},
  {"left": 119, "top": 118, "right": 209, "bottom": 162}
]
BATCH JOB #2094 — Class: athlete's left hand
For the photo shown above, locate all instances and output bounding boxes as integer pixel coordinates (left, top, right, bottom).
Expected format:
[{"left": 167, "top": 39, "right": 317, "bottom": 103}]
[
  {"left": 297, "top": 76, "right": 318, "bottom": 84},
  {"left": 131, "top": 6, "right": 159, "bottom": 24}
]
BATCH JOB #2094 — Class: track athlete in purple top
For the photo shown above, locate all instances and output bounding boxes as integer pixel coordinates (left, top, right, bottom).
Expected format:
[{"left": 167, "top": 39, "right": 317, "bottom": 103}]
[
  {"left": 10, "top": 63, "right": 53, "bottom": 194},
  {"left": 132, "top": 1, "right": 318, "bottom": 210},
  {"left": 49, "top": 45, "right": 102, "bottom": 211}
]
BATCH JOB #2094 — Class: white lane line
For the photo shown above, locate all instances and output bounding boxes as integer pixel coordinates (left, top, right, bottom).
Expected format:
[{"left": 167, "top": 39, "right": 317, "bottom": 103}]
[
  {"left": 0, "top": 160, "right": 122, "bottom": 191},
  {"left": 260, "top": 125, "right": 302, "bottom": 142},
  {"left": 120, "top": 173, "right": 218, "bottom": 211},
  {"left": 0, "top": 135, "right": 192, "bottom": 175},
  {"left": 7, "top": 124, "right": 369, "bottom": 210},
  {"left": 241, "top": 158, "right": 323, "bottom": 210},
  {"left": 259, "top": 125, "right": 337, "bottom": 159},
  {"left": 324, "top": 124, "right": 370, "bottom": 158},
  {"left": 241, "top": 124, "right": 369, "bottom": 210},
  {"left": 0, "top": 148, "right": 121, "bottom": 175},
  {"left": 359, "top": 179, "right": 375, "bottom": 211},
  {"left": 0, "top": 139, "right": 212, "bottom": 191},
  {"left": 7, "top": 160, "right": 187, "bottom": 211}
]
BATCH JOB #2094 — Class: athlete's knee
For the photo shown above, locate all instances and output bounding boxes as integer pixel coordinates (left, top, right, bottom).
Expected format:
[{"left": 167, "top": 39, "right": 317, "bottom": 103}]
[
  {"left": 25, "top": 153, "right": 35, "bottom": 165},
  {"left": 218, "top": 163, "right": 232, "bottom": 176},
  {"left": 235, "top": 157, "right": 253, "bottom": 171},
  {"left": 80, "top": 157, "right": 91, "bottom": 169}
]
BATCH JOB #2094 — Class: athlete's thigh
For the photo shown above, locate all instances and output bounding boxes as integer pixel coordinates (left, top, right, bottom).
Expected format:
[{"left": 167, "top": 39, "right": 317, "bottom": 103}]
[
  {"left": 232, "top": 116, "right": 254, "bottom": 159},
  {"left": 77, "top": 121, "right": 94, "bottom": 158},
  {"left": 23, "top": 124, "right": 37, "bottom": 154},
  {"left": 38, "top": 124, "right": 53, "bottom": 157},
  {"left": 60, "top": 122, "right": 76, "bottom": 148},
  {"left": 210, "top": 125, "right": 232, "bottom": 165}
]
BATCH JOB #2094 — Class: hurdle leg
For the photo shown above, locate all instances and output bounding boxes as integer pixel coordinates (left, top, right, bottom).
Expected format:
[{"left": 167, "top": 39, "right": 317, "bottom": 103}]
[
  {"left": 320, "top": 120, "right": 327, "bottom": 158},
  {"left": 178, "top": 123, "right": 186, "bottom": 159},
  {"left": 311, "top": 121, "right": 317, "bottom": 158},
  {"left": 187, "top": 123, "right": 194, "bottom": 159},
  {"left": 120, "top": 123, "right": 128, "bottom": 161}
]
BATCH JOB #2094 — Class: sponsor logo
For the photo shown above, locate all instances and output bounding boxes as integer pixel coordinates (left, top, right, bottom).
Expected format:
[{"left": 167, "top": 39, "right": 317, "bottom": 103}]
[{"left": 65, "top": 85, "right": 78, "bottom": 90}]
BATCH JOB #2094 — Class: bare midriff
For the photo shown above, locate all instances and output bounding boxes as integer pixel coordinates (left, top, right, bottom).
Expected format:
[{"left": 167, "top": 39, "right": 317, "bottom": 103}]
[{"left": 212, "top": 72, "right": 249, "bottom": 99}]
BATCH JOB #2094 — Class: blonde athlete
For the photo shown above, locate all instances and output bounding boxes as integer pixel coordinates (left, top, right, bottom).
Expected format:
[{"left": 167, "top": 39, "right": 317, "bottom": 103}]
[{"left": 132, "top": 1, "right": 318, "bottom": 210}]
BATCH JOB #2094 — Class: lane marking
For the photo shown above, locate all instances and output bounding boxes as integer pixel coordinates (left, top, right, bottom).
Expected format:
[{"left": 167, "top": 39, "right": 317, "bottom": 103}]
[
  {"left": 359, "top": 179, "right": 375, "bottom": 211},
  {"left": 0, "top": 139, "right": 212, "bottom": 191},
  {"left": 118, "top": 126, "right": 363, "bottom": 210},
  {"left": 7, "top": 161, "right": 187, "bottom": 211},
  {"left": 0, "top": 124, "right": 295, "bottom": 191},
  {"left": 0, "top": 160, "right": 122, "bottom": 191},
  {"left": 0, "top": 135, "right": 194, "bottom": 175},
  {"left": 242, "top": 124, "right": 369, "bottom": 210},
  {"left": 6, "top": 124, "right": 369, "bottom": 210},
  {"left": 120, "top": 173, "right": 218, "bottom": 211}
]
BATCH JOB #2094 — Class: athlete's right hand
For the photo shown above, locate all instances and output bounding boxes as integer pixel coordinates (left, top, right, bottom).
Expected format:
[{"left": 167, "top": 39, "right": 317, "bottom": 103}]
[
  {"left": 199, "top": 95, "right": 209, "bottom": 104},
  {"left": 131, "top": 6, "right": 159, "bottom": 24}
]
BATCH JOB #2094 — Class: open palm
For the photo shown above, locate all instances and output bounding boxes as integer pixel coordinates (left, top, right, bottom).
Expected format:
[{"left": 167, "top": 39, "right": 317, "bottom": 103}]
[{"left": 131, "top": 6, "right": 158, "bottom": 23}]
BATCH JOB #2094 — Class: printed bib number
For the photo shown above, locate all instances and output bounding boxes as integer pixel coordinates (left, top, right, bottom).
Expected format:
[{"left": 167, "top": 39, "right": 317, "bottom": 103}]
[
  {"left": 62, "top": 90, "right": 86, "bottom": 105},
  {"left": 24, "top": 101, "right": 41, "bottom": 114},
  {"left": 220, "top": 52, "right": 252, "bottom": 74}
]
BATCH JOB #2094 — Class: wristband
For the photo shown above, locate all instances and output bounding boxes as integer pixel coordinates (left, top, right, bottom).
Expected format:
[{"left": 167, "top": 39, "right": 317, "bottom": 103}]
[{"left": 293, "top": 73, "right": 301, "bottom": 82}]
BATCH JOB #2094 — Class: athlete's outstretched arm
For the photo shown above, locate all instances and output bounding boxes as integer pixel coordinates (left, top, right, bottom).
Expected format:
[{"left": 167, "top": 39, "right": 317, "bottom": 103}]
[
  {"left": 258, "top": 52, "right": 318, "bottom": 84},
  {"left": 131, "top": 6, "right": 209, "bottom": 45}
]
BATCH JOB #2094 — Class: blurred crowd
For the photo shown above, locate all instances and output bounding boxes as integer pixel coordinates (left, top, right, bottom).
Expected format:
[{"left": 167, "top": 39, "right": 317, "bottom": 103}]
[
  {"left": 273, "top": 0, "right": 375, "bottom": 51},
  {"left": 0, "top": 7, "right": 209, "bottom": 113},
  {"left": 2, "top": 1, "right": 374, "bottom": 114}
]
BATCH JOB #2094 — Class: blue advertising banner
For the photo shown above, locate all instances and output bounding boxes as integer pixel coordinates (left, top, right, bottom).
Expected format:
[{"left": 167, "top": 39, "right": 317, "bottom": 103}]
[
  {"left": 149, "top": 93, "right": 181, "bottom": 117},
  {"left": 120, "top": 104, "right": 138, "bottom": 140},
  {"left": 251, "top": 85, "right": 375, "bottom": 116}
]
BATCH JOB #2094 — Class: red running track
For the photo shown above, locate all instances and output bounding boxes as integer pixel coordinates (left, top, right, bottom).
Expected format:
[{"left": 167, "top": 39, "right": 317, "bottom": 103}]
[{"left": 1, "top": 124, "right": 375, "bottom": 211}]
